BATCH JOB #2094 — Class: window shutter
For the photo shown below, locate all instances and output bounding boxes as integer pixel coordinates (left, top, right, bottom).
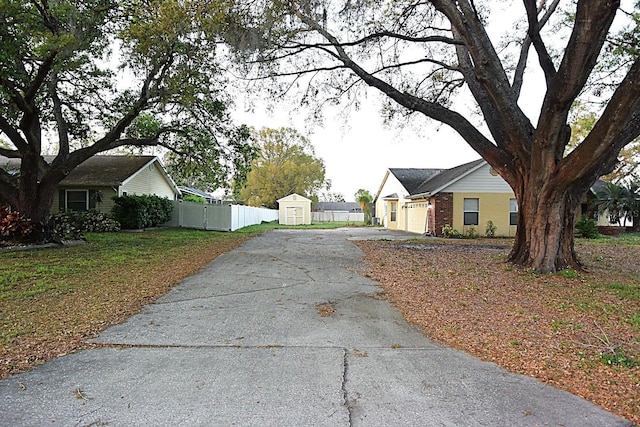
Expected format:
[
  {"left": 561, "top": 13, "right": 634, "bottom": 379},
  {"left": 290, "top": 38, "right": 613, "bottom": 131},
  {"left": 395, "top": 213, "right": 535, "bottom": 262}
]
[{"left": 89, "top": 190, "right": 97, "bottom": 209}]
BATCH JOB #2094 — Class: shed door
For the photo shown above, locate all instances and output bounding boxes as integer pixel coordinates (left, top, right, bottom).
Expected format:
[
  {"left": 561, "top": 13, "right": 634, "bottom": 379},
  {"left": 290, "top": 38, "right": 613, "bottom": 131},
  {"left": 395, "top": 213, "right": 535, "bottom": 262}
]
[{"left": 286, "top": 206, "right": 303, "bottom": 225}]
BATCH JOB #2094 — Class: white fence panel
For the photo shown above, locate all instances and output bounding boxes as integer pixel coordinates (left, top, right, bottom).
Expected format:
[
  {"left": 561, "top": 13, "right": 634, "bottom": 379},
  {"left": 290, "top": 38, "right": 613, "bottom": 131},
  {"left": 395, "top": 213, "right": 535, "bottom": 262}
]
[
  {"left": 312, "top": 212, "right": 365, "bottom": 223},
  {"left": 230, "top": 205, "right": 279, "bottom": 231},
  {"left": 165, "top": 201, "right": 278, "bottom": 231}
]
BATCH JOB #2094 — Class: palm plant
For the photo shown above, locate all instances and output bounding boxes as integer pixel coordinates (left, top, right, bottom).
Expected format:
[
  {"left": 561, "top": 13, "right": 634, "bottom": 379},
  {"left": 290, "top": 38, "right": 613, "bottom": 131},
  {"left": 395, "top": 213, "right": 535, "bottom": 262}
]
[
  {"left": 594, "top": 182, "right": 627, "bottom": 226},
  {"left": 594, "top": 180, "right": 640, "bottom": 229},
  {"left": 355, "top": 189, "right": 373, "bottom": 225}
]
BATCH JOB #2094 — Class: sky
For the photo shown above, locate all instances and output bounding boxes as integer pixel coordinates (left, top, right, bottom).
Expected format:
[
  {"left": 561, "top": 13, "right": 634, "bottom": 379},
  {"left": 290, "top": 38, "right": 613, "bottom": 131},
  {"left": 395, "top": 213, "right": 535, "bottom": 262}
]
[
  {"left": 228, "top": 3, "right": 553, "bottom": 203},
  {"left": 231, "top": 97, "right": 483, "bottom": 203}
]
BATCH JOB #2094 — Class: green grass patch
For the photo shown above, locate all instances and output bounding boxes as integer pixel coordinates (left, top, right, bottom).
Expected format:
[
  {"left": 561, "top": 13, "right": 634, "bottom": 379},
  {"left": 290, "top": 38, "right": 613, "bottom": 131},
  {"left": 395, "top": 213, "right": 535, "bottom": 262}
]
[
  {"left": 600, "top": 349, "right": 639, "bottom": 368},
  {"left": 603, "top": 282, "right": 640, "bottom": 300},
  {"left": 0, "top": 227, "right": 260, "bottom": 377},
  {"left": 582, "top": 232, "right": 640, "bottom": 246}
]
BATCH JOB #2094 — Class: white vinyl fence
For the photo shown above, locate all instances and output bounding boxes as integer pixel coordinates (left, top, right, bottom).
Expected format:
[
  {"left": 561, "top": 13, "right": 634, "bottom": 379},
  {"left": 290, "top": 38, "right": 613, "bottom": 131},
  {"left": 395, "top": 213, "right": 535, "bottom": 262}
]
[
  {"left": 164, "top": 201, "right": 278, "bottom": 231},
  {"left": 312, "top": 211, "right": 365, "bottom": 223}
]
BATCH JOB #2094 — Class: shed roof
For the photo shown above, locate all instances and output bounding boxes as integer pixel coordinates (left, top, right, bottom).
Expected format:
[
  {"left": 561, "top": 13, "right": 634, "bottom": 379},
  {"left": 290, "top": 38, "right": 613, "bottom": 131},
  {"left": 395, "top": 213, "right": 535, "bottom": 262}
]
[{"left": 277, "top": 193, "right": 312, "bottom": 203}]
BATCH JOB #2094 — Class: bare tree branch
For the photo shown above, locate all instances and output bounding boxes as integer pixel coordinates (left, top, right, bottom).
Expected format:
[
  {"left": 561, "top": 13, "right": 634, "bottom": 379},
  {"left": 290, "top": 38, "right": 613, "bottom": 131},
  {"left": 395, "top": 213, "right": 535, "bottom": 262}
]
[
  {"left": 523, "top": 0, "right": 557, "bottom": 86},
  {"left": 513, "top": 0, "right": 561, "bottom": 97}
]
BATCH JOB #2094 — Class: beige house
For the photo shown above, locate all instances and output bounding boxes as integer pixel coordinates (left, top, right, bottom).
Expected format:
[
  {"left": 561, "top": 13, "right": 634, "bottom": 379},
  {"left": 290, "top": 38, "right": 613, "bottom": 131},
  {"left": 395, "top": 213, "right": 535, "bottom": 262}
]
[
  {"left": 1, "top": 155, "right": 180, "bottom": 213},
  {"left": 374, "top": 159, "right": 518, "bottom": 237},
  {"left": 277, "top": 193, "right": 312, "bottom": 225},
  {"left": 54, "top": 155, "right": 179, "bottom": 213}
]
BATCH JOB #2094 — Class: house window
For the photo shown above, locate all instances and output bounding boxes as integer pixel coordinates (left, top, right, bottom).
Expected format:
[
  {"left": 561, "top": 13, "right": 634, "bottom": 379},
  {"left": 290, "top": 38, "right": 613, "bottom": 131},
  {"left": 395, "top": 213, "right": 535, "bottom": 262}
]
[
  {"left": 510, "top": 198, "right": 518, "bottom": 226},
  {"left": 390, "top": 201, "right": 397, "bottom": 222},
  {"left": 66, "top": 190, "right": 89, "bottom": 211},
  {"left": 463, "top": 198, "right": 479, "bottom": 225}
]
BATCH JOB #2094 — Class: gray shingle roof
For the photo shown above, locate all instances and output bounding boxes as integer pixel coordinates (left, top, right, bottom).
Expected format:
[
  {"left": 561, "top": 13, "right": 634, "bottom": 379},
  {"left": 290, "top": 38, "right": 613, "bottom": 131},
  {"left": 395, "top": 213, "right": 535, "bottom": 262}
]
[
  {"left": 388, "top": 168, "right": 444, "bottom": 194},
  {"left": 315, "top": 202, "right": 362, "bottom": 212},
  {"left": 411, "top": 158, "right": 485, "bottom": 196},
  {"left": 58, "top": 155, "right": 157, "bottom": 186},
  {"left": 0, "top": 155, "right": 158, "bottom": 186}
]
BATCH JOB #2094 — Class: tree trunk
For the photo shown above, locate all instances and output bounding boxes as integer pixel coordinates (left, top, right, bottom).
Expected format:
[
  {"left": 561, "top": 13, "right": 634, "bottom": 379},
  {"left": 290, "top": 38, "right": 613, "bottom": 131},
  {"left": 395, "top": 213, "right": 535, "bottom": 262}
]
[
  {"left": 508, "top": 183, "right": 583, "bottom": 273},
  {"left": 16, "top": 153, "right": 58, "bottom": 242}
]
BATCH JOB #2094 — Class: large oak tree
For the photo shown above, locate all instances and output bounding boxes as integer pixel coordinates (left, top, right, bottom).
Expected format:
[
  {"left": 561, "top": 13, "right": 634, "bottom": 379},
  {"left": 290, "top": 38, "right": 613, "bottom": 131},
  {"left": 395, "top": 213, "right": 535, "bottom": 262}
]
[
  {"left": 229, "top": 0, "right": 640, "bottom": 272},
  {"left": 0, "top": 0, "right": 256, "bottom": 236}
]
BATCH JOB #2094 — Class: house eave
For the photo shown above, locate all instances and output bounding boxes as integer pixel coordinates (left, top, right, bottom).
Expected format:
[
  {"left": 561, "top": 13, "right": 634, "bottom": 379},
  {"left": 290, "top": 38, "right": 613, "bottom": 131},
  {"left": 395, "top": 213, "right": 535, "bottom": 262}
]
[{"left": 408, "top": 192, "right": 431, "bottom": 200}]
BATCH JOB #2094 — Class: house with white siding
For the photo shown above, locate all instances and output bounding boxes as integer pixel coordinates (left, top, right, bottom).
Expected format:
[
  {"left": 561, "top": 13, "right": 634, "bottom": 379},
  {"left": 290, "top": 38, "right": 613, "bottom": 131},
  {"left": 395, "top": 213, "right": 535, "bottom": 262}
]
[
  {"left": 53, "top": 155, "right": 180, "bottom": 213},
  {"left": 0, "top": 155, "right": 180, "bottom": 213}
]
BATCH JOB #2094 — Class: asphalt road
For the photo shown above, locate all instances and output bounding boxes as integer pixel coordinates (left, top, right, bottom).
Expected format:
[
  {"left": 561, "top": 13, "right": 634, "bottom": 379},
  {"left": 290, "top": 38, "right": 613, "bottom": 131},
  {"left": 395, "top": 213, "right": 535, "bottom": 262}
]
[{"left": 0, "top": 228, "right": 633, "bottom": 426}]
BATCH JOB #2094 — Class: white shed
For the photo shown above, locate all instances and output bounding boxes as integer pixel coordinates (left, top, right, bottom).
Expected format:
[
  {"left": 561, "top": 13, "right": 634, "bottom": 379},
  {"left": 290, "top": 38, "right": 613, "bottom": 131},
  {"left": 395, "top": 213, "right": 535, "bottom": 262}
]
[{"left": 277, "top": 193, "right": 312, "bottom": 225}]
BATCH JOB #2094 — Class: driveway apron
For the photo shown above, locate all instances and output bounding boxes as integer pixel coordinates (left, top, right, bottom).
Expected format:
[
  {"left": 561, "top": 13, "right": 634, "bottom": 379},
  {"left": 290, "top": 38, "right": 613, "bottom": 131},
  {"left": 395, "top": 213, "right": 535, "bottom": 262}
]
[{"left": 0, "top": 228, "right": 633, "bottom": 426}]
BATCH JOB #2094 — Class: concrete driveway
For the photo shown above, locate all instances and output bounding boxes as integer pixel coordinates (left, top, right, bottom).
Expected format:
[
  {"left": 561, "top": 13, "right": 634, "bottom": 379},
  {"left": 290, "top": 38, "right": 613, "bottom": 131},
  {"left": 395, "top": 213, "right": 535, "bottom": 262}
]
[{"left": 0, "top": 228, "right": 633, "bottom": 426}]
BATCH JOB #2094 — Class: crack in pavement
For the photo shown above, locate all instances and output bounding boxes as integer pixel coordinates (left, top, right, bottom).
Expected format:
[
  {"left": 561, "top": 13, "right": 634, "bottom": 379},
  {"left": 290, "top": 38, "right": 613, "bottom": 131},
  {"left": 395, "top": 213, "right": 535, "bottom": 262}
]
[
  {"left": 89, "top": 342, "right": 436, "bottom": 351},
  {"left": 341, "top": 347, "right": 354, "bottom": 427},
  {"left": 153, "top": 280, "right": 310, "bottom": 304}
]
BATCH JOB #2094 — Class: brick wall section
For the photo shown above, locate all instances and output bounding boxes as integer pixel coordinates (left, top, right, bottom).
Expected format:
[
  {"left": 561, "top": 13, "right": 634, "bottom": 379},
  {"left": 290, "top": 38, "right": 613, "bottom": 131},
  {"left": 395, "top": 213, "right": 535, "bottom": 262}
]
[{"left": 434, "top": 192, "right": 454, "bottom": 236}]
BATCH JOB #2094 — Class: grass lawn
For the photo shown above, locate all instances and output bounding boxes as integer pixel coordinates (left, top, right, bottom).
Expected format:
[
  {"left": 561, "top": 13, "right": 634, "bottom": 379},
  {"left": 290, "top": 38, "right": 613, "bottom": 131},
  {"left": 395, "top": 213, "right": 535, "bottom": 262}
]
[{"left": 0, "top": 227, "right": 260, "bottom": 377}]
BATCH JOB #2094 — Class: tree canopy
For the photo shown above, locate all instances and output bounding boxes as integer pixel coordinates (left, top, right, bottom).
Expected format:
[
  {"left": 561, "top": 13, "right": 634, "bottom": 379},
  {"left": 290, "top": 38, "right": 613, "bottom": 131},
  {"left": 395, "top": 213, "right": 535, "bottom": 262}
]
[
  {"left": 227, "top": 0, "right": 640, "bottom": 272},
  {"left": 0, "top": 0, "right": 254, "bottom": 231},
  {"left": 238, "top": 127, "right": 327, "bottom": 208}
]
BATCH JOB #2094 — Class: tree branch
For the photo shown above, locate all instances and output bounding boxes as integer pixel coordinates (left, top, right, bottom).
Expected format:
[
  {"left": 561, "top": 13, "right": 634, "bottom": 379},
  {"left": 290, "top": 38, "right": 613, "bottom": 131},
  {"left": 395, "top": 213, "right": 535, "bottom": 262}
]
[
  {"left": 543, "top": 1, "right": 619, "bottom": 113},
  {"left": 323, "top": 31, "right": 464, "bottom": 47},
  {"left": 0, "top": 116, "right": 28, "bottom": 152},
  {"left": 534, "top": 0, "right": 619, "bottom": 164},
  {"left": 290, "top": 5, "right": 512, "bottom": 176},
  {"left": 523, "top": 0, "right": 557, "bottom": 87},
  {"left": 513, "top": 0, "right": 561, "bottom": 97},
  {"left": 49, "top": 73, "right": 70, "bottom": 157},
  {"left": 560, "top": 57, "right": 640, "bottom": 183},
  {"left": 0, "top": 147, "right": 20, "bottom": 158}
]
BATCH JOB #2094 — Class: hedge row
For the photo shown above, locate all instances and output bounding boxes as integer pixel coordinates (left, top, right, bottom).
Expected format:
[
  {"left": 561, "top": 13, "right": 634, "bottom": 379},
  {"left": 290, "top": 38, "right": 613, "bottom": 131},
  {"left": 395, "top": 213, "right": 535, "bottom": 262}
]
[{"left": 111, "top": 194, "right": 174, "bottom": 230}]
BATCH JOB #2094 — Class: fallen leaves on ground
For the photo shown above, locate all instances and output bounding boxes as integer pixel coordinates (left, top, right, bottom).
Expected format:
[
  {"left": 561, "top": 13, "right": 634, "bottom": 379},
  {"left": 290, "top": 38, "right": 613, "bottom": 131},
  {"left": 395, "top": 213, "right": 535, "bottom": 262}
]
[
  {"left": 354, "top": 239, "right": 640, "bottom": 425},
  {"left": 0, "top": 232, "right": 251, "bottom": 379}
]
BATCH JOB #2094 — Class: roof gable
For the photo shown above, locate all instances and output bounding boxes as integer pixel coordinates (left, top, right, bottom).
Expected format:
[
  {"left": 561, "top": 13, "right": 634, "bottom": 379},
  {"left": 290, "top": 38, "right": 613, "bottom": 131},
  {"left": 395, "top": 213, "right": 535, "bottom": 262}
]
[
  {"left": 411, "top": 159, "right": 486, "bottom": 196},
  {"left": 388, "top": 168, "right": 443, "bottom": 194},
  {"left": 0, "top": 155, "right": 179, "bottom": 194},
  {"left": 59, "top": 155, "right": 158, "bottom": 186},
  {"left": 277, "top": 193, "right": 312, "bottom": 203}
]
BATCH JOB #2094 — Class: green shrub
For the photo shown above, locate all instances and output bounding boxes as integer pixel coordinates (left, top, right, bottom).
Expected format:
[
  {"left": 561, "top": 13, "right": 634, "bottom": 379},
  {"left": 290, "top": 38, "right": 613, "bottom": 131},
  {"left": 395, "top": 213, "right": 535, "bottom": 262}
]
[
  {"left": 465, "top": 225, "right": 479, "bottom": 239},
  {"left": 0, "top": 205, "right": 37, "bottom": 242},
  {"left": 442, "top": 224, "right": 461, "bottom": 238},
  {"left": 485, "top": 220, "right": 497, "bottom": 237},
  {"left": 575, "top": 215, "right": 599, "bottom": 239},
  {"left": 146, "top": 195, "right": 174, "bottom": 227},
  {"left": 50, "top": 209, "right": 120, "bottom": 240},
  {"left": 183, "top": 194, "right": 206, "bottom": 203},
  {"left": 111, "top": 195, "right": 173, "bottom": 229}
]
